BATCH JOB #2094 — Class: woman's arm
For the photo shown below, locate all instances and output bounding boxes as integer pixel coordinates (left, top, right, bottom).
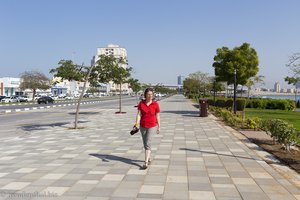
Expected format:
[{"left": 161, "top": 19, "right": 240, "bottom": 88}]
[
  {"left": 156, "top": 113, "right": 160, "bottom": 134},
  {"left": 135, "top": 110, "right": 141, "bottom": 127}
]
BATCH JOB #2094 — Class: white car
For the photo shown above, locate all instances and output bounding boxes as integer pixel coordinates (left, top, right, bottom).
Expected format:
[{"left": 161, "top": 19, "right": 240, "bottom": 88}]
[
  {"left": 51, "top": 96, "right": 59, "bottom": 100},
  {"left": 1, "top": 96, "right": 19, "bottom": 103},
  {"left": 17, "top": 95, "right": 30, "bottom": 102},
  {"left": 65, "top": 96, "right": 74, "bottom": 100}
]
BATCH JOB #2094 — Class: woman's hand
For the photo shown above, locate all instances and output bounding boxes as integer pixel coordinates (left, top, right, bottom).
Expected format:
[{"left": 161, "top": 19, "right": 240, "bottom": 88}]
[{"left": 157, "top": 127, "right": 160, "bottom": 134}]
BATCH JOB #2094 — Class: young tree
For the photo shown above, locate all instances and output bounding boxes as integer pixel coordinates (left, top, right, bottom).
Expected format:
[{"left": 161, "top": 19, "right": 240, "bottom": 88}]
[
  {"left": 286, "top": 53, "right": 300, "bottom": 104},
  {"left": 184, "top": 71, "right": 213, "bottom": 97},
  {"left": 213, "top": 42, "right": 259, "bottom": 113},
  {"left": 50, "top": 60, "right": 90, "bottom": 129},
  {"left": 19, "top": 70, "right": 51, "bottom": 101},
  {"left": 213, "top": 43, "right": 259, "bottom": 85},
  {"left": 286, "top": 53, "right": 300, "bottom": 76},
  {"left": 91, "top": 54, "right": 132, "bottom": 114},
  {"left": 285, "top": 76, "right": 299, "bottom": 103},
  {"left": 50, "top": 55, "right": 133, "bottom": 128},
  {"left": 183, "top": 78, "right": 200, "bottom": 96}
]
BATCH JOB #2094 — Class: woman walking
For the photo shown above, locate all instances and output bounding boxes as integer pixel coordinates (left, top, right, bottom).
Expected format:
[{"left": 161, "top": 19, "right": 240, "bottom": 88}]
[{"left": 135, "top": 88, "right": 160, "bottom": 169}]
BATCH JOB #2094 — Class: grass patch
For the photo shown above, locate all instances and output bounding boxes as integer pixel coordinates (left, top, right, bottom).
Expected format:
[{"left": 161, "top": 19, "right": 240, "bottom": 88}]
[{"left": 245, "top": 108, "right": 300, "bottom": 130}]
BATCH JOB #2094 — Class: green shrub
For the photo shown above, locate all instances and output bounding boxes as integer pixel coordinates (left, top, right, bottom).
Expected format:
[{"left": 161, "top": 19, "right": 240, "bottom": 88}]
[
  {"left": 210, "top": 106, "right": 242, "bottom": 128},
  {"left": 259, "top": 119, "right": 300, "bottom": 151},
  {"left": 253, "top": 99, "right": 266, "bottom": 109},
  {"left": 207, "top": 99, "right": 215, "bottom": 106},
  {"left": 236, "top": 99, "right": 246, "bottom": 111},
  {"left": 244, "top": 117, "right": 261, "bottom": 130},
  {"left": 215, "top": 99, "right": 226, "bottom": 108},
  {"left": 225, "top": 99, "right": 233, "bottom": 108}
]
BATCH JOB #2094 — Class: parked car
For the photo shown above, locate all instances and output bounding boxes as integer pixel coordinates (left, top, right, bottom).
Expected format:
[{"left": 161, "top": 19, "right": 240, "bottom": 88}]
[
  {"left": 0, "top": 96, "right": 6, "bottom": 101},
  {"left": 50, "top": 96, "right": 59, "bottom": 100},
  {"left": 1, "top": 96, "right": 19, "bottom": 103},
  {"left": 65, "top": 96, "right": 74, "bottom": 100},
  {"left": 16, "top": 95, "right": 30, "bottom": 102},
  {"left": 83, "top": 93, "right": 93, "bottom": 98},
  {"left": 37, "top": 96, "right": 54, "bottom": 104},
  {"left": 58, "top": 94, "right": 67, "bottom": 98}
]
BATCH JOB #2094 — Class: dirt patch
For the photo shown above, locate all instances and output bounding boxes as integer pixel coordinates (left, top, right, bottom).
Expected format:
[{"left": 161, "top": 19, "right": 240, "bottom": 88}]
[{"left": 240, "top": 130, "right": 300, "bottom": 173}]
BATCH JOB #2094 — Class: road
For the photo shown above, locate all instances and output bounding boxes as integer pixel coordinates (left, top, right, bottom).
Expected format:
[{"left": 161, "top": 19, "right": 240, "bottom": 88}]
[
  {"left": 0, "top": 97, "right": 138, "bottom": 138},
  {"left": 0, "top": 96, "right": 138, "bottom": 111}
]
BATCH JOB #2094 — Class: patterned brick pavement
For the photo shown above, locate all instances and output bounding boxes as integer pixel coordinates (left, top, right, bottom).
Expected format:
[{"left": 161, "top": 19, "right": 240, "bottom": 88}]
[{"left": 0, "top": 95, "right": 300, "bottom": 200}]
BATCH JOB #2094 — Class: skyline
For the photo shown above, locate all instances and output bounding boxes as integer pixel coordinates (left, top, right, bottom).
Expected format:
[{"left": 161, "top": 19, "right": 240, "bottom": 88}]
[{"left": 1, "top": 0, "right": 300, "bottom": 88}]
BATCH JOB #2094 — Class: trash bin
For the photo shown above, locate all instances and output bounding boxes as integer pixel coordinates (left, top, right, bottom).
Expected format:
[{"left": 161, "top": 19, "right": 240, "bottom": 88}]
[{"left": 199, "top": 99, "right": 208, "bottom": 117}]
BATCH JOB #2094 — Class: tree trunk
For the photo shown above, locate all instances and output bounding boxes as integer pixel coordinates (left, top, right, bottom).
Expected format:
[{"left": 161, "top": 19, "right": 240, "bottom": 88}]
[
  {"left": 119, "top": 83, "right": 122, "bottom": 113},
  {"left": 74, "top": 67, "right": 92, "bottom": 129},
  {"left": 32, "top": 89, "right": 36, "bottom": 101}
]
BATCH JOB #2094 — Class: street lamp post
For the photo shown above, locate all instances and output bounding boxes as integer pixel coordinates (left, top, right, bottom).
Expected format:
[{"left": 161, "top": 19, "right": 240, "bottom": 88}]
[
  {"left": 213, "top": 78, "right": 216, "bottom": 106},
  {"left": 233, "top": 68, "right": 237, "bottom": 114}
]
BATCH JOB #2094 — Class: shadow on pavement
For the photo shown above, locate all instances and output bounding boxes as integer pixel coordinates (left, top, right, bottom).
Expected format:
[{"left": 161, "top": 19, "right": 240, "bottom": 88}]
[
  {"left": 161, "top": 110, "right": 199, "bottom": 117},
  {"left": 20, "top": 121, "right": 88, "bottom": 132},
  {"left": 89, "top": 153, "right": 143, "bottom": 168},
  {"left": 180, "top": 147, "right": 262, "bottom": 161},
  {"left": 193, "top": 104, "right": 200, "bottom": 109}
]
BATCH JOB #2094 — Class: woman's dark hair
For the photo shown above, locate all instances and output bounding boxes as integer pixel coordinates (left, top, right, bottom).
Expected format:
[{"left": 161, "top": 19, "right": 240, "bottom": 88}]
[{"left": 144, "top": 88, "right": 154, "bottom": 98}]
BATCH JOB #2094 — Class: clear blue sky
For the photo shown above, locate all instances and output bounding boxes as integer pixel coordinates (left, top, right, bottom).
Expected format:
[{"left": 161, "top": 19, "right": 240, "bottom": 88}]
[{"left": 1, "top": 0, "right": 299, "bottom": 88}]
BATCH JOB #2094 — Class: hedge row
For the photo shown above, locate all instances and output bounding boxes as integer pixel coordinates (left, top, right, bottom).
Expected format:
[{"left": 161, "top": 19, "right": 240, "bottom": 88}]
[
  {"left": 207, "top": 98, "right": 295, "bottom": 111},
  {"left": 207, "top": 99, "right": 246, "bottom": 111},
  {"left": 186, "top": 93, "right": 296, "bottom": 111},
  {"left": 246, "top": 99, "right": 295, "bottom": 111}
]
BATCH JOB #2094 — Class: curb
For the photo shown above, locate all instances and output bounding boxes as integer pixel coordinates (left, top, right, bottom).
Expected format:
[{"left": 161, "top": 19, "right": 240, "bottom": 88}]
[{"left": 0, "top": 100, "right": 102, "bottom": 114}]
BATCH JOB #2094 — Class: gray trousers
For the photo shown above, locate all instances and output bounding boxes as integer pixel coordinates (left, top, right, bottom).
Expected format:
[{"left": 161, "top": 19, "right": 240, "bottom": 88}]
[{"left": 140, "top": 126, "right": 156, "bottom": 150}]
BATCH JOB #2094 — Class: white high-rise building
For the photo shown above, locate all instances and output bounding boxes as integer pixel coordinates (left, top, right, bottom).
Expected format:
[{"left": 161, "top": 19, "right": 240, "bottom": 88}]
[
  {"left": 274, "top": 82, "right": 281, "bottom": 93},
  {"left": 92, "top": 44, "right": 129, "bottom": 94}
]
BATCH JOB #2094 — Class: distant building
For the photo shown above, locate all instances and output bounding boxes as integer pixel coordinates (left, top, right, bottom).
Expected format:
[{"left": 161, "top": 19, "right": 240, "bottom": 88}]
[
  {"left": 274, "top": 82, "right": 280, "bottom": 93},
  {"left": 0, "top": 79, "right": 3, "bottom": 95},
  {"left": 0, "top": 77, "right": 21, "bottom": 96},
  {"left": 177, "top": 75, "right": 185, "bottom": 85},
  {"left": 92, "top": 44, "right": 129, "bottom": 94},
  {"left": 287, "top": 88, "right": 295, "bottom": 93},
  {"left": 51, "top": 77, "right": 80, "bottom": 96},
  {"left": 280, "top": 88, "right": 287, "bottom": 93},
  {"left": 260, "top": 88, "right": 270, "bottom": 92}
]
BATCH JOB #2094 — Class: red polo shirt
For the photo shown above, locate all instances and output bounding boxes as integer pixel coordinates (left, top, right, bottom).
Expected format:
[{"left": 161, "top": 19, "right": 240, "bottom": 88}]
[{"left": 138, "top": 100, "right": 160, "bottom": 128}]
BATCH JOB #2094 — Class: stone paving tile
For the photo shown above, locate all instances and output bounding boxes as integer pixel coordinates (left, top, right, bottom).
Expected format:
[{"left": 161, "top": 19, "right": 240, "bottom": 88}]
[
  {"left": 1, "top": 95, "right": 300, "bottom": 199},
  {"left": 1, "top": 182, "right": 31, "bottom": 190},
  {"left": 189, "top": 191, "right": 216, "bottom": 200},
  {"left": 139, "top": 185, "right": 165, "bottom": 194}
]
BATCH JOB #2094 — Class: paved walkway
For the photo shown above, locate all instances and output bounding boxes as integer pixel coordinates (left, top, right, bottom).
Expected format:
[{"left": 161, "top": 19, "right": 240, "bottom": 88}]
[{"left": 0, "top": 95, "right": 300, "bottom": 200}]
